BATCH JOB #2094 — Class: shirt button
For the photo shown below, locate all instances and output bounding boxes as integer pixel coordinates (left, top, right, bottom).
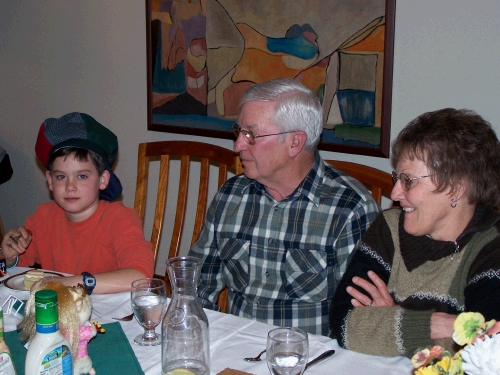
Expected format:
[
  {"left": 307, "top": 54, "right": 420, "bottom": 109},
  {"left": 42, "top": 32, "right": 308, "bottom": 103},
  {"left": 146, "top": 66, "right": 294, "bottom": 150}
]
[
  {"left": 265, "top": 272, "right": 270, "bottom": 277},
  {"left": 256, "top": 300, "right": 260, "bottom": 305},
  {"left": 268, "top": 238, "right": 273, "bottom": 244}
]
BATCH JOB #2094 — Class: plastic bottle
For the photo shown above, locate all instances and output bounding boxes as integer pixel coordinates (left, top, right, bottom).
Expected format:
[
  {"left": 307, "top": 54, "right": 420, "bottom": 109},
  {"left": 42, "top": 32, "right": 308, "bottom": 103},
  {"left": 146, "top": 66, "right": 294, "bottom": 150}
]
[
  {"left": 0, "top": 307, "right": 17, "bottom": 375},
  {"left": 25, "top": 290, "right": 73, "bottom": 375}
]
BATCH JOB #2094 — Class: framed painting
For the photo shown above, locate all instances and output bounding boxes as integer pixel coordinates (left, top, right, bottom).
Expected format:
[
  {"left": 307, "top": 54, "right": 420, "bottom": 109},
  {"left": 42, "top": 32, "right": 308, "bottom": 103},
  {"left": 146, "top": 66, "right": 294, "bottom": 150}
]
[{"left": 146, "top": 0, "right": 396, "bottom": 158}]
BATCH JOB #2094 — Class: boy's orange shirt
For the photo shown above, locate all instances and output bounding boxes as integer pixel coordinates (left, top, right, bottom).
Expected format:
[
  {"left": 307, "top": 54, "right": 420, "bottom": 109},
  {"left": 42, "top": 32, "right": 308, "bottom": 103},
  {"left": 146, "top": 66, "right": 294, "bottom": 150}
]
[{"left": 19, "top": 200, "right": 154, "bottom": 278}]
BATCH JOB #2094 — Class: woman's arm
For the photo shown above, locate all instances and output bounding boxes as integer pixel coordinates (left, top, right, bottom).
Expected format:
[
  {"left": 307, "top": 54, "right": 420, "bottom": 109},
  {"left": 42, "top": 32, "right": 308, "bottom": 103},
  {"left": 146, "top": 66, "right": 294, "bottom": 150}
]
[
  {"left": 329, "top": 240, "right": 396, "bottom": 354},
  {"left": 330, "top": 210, "right": 433, "bottom": 358}
]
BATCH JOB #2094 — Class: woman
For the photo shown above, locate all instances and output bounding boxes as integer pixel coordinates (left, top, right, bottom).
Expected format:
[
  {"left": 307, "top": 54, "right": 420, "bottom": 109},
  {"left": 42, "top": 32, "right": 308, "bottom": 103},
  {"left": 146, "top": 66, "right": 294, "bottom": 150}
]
[{"left": 329, "top": 108, "right": 500, "bottom": 357}]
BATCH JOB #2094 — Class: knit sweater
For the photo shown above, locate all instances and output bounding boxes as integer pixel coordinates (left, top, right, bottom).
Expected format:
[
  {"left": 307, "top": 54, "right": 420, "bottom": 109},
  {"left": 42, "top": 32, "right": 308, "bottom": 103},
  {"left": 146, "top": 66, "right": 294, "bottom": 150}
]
[
  {"left": 329, "top": 207, "right": 500, "bottom": 357},
  {"left": 19, "top": 200, "right": 154, "bottom": 278}
]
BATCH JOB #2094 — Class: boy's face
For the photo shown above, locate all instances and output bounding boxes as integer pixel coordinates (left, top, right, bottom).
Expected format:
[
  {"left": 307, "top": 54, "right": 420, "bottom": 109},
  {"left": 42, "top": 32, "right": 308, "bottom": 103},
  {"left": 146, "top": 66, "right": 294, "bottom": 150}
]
[{"left": 46, "top": 154, "right": 110, "bottom": 222}]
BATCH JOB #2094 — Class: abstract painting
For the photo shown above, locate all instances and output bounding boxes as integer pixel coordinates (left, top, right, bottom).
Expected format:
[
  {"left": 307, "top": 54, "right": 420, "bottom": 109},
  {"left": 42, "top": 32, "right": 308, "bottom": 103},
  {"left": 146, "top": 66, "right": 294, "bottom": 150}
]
[{"left": 146, "top": 0, "right": 395, "bottom": 157}]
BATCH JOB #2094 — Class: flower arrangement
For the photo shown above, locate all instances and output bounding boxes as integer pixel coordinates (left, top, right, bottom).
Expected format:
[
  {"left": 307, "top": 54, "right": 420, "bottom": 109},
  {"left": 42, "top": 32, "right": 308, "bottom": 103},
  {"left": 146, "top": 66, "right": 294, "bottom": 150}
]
[{"left": 412, "top": 312, "right": 500, "bottom": 375}]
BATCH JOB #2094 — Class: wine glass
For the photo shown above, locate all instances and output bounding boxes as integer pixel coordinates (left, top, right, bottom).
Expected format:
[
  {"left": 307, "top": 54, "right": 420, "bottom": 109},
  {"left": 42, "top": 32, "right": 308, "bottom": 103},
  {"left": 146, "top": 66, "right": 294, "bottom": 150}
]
[
  {"left": 266, "top": 327, "right": 309, "bottom": 375},
  {"left": 131, "top": 278, "right": 167, "bottom": 346}
]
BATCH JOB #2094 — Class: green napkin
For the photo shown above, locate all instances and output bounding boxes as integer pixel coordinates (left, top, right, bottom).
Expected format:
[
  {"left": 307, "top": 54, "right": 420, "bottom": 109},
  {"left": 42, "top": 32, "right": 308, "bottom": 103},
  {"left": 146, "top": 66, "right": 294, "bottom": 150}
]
[{"left": 5, "top": 322, "right": 144, "bottom": 375}]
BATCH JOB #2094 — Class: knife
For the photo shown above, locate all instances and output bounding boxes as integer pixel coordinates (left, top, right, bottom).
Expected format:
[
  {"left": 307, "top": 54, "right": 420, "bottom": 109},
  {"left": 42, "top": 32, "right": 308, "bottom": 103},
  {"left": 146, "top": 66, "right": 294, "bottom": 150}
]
[{"left": 304, "top": 349, "right": 336, "bottom": 370}]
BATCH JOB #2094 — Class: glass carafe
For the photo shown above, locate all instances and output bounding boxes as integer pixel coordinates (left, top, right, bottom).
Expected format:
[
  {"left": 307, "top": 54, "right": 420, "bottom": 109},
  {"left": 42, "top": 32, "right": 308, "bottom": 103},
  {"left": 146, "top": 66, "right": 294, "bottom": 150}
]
[{"left": 161, "top": 256, "right": 210, "bottom": 375}]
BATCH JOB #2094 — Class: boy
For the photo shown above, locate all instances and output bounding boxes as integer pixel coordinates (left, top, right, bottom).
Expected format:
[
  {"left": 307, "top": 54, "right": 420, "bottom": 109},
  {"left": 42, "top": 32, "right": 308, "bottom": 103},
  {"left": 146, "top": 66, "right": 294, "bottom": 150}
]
[{"left": 0, "top": 112, "right": 154, "bottom": 293}]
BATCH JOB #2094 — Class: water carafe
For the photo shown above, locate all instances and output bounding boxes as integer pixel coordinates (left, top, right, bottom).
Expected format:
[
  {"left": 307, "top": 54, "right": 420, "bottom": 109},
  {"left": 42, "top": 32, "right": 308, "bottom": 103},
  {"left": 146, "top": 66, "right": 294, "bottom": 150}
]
[{"left": 161, "top": 256, "right": 210, "bottom": 375}]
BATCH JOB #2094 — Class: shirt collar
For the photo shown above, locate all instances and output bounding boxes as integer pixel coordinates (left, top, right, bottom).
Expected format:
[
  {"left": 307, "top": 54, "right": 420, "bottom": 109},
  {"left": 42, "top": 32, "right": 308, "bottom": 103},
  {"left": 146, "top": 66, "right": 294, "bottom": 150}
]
[
  {"left": 294, "top": 151, "right": 323, "bottom": 206},
  {"left": 245, "top": 152, "right": 323, "bottom": 206}
]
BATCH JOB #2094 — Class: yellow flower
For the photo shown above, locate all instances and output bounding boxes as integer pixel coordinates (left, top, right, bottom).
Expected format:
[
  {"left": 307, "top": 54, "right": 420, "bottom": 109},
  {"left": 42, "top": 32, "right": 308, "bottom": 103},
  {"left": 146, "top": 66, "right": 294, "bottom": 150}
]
[
  {"left": 414, "top": 366, "right": 440, "bottom": 375},
  {"left": 448, "top": 352, "right": 463, "bottom": 375},
  {"left": 413, "top": 353, "right": 464, "bottom": 375},
  {"left": 435, "top": 357, "right": 453, "bottom": 373},
  {"left": 453, "top": 312, "right": 484, "bottom": 345}
]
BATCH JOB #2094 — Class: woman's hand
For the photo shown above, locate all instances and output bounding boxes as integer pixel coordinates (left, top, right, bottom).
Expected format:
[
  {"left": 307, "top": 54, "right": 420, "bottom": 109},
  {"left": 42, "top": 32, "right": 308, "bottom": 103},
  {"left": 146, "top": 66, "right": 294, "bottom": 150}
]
[
  {"left": 346, "top": 271, "right": 395, "bottom": 307},
  {"left": 430, "top": 312, "right": 457, "bottom": 339}
]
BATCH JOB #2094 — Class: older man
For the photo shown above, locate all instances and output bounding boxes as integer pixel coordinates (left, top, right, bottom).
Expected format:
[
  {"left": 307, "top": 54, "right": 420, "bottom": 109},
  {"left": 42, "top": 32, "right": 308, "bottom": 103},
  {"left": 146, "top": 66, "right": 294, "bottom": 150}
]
[{"left": 188, "top": 78, "right": 379, "bottom": 335}]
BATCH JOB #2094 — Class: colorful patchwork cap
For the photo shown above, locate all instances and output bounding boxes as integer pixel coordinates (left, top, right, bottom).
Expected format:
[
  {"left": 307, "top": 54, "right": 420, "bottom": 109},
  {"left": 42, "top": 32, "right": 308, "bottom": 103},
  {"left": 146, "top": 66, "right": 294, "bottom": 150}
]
[{"left": 35, "top": 112, "right": 123, "bottom": 201}]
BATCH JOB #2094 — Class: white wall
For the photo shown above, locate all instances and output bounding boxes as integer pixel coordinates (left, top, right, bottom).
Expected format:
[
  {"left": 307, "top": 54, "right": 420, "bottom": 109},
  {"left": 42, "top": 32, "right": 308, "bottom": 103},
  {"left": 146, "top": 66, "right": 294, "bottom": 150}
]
[{"left": 1, "top": 0, "right": 500, "bottom": 271}]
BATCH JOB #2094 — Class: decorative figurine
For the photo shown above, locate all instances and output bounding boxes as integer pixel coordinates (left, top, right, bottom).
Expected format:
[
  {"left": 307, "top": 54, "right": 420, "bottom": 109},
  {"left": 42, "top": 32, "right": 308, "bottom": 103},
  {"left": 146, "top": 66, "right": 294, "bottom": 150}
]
[{"left": 20, "top": 280, "right": 99, "bottom": 375}]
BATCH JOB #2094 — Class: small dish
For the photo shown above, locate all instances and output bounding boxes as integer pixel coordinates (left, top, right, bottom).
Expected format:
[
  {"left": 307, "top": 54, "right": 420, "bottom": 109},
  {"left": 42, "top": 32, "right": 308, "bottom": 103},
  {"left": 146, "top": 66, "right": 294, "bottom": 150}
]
[{"left": 2, "top": 270, "right": 64, "bottom": 293}]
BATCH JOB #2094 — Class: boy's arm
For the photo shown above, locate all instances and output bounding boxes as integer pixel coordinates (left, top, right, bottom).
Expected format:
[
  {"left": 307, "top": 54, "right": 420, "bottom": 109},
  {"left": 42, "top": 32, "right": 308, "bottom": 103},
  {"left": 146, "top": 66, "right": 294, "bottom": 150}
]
[{"left": 55, "top": 268, "right": 146, "bottom": 294}]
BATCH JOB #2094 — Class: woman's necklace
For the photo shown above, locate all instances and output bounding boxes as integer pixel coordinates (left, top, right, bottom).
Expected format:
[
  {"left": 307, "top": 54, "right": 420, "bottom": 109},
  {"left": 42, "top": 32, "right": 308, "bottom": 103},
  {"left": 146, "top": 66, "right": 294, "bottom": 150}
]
[{"left": 451, "top": 241, "right": 460, "bottom": 260}]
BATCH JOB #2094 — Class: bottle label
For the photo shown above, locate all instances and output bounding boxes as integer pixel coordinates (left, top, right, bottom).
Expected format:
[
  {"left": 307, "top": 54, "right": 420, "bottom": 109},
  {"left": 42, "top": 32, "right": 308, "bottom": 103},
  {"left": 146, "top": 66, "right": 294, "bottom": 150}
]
[
  {"left": 36, "top": 322, "right": 59, "bottom": 334},
  {"left": 37, "top": 345, "right": 72, "bottom": 375},
  {"left": 0, "top": 351, "right": 16, "bottom": 375}
]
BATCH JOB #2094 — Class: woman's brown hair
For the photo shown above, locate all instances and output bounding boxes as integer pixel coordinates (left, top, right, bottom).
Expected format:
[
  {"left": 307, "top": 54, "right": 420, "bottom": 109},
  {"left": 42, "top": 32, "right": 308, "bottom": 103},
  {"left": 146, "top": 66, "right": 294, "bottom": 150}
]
[{"left": 392, "top": 108, "right": 500, "bottom": 211}]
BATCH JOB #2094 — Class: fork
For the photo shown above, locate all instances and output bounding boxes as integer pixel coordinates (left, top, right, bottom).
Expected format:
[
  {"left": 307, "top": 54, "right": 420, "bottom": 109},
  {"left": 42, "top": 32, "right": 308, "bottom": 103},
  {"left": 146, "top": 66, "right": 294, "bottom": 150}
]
[{"left": 112, "top": 313, "right": 134, "bottom": 321}]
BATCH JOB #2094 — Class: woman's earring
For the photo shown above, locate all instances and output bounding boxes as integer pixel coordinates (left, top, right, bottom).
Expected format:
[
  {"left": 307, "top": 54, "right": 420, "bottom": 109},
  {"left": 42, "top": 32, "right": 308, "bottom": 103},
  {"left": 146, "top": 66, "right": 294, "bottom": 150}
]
[{"left": 450, "top": 199, "right": 458, "bottom": 208}]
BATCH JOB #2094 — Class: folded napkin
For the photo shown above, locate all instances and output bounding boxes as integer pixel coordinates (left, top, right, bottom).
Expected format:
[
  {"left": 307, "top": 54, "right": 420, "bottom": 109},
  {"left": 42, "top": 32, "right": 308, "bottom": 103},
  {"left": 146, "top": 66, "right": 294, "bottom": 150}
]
[{"left": 5, "top": 322, "right": 144, "bottom": 375}]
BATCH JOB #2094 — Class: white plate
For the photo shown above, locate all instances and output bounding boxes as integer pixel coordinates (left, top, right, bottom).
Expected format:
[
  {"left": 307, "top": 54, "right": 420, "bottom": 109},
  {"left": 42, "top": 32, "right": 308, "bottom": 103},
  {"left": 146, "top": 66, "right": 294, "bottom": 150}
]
[{"left": 2, "top": 270, "right": 64, "bottom": 292}]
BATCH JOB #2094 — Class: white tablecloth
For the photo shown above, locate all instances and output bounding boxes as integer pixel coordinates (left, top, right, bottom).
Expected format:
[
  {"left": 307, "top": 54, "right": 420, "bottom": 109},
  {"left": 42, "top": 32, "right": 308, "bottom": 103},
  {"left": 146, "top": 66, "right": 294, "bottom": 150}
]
[{"left": 1, "top": 267, "right": 414, "bottom": 375}]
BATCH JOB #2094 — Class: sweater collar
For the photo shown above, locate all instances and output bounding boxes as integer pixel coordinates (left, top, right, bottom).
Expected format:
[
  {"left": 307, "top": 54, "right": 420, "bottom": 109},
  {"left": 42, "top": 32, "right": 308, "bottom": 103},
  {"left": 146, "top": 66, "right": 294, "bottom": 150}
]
[{"left": 400, "top": 206, "right": 500, "bottom": 271}]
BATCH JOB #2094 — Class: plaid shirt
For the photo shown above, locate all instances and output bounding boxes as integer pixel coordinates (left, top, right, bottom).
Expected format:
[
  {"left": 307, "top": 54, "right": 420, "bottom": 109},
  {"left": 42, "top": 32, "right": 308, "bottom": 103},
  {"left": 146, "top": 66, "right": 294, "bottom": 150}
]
[{"left": 188, "top": 153, "right": 380, "bottom": 335}]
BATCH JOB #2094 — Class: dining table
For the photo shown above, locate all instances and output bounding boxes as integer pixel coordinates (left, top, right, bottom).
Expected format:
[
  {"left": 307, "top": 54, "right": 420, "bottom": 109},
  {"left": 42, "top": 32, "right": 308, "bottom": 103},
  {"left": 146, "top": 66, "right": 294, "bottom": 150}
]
[{"left": 0, "top": 267, "right": 414, "bottom": 375}]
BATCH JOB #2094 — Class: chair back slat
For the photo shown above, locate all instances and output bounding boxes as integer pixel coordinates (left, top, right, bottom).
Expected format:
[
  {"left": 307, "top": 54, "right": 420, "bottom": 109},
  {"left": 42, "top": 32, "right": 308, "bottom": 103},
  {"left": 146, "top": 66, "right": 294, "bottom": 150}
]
[
  {"left": 169, "top": 155, "right": 190, "bottom": 261},
  {"left": 193, "top": 157, "right": 210, "bottom": 246},
  {"left": 325, "top": 160, "right": 394, "bottom": 206},
  {"left": 134, "top": 141, "right": 239, "bottom": 312},
  {"left": 151, "top": 154, "right": 170, "bottom": 261},
  {"left": 134, "top": 143, "right": 149, "bottom": 223}
]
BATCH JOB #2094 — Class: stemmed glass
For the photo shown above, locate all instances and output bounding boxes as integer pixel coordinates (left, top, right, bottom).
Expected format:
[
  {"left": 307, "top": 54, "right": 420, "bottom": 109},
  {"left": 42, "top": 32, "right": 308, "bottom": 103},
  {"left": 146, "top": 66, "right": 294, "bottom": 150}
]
[
  {"left": 266, "top": 327, "right": 309, "bottom": 375},
  {"left": 131, "top": 278, "right": 167, "bottom": 346}
]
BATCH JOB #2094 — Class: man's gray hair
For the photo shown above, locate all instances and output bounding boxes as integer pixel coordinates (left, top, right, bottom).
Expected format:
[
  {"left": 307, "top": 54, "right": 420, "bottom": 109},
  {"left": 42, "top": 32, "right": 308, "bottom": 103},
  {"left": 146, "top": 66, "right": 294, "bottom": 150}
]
[{"left": 239, "top": 78, "right": 323, "bottom": 150}]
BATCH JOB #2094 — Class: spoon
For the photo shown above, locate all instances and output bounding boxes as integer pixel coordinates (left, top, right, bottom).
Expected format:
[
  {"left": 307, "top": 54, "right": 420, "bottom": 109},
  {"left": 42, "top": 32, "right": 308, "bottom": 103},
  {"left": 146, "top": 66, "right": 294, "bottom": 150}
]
[
  {"left": 112, "top": 313, "right": 134, "bottom": 321},
  {"left": 243, "top": 349, "right": 266, "bottom": 362}
]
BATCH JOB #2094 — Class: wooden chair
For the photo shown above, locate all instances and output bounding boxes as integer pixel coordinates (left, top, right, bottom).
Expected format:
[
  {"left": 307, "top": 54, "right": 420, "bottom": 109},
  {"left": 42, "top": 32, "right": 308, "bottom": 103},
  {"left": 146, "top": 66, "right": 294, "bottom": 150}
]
[
  {"left": 325, "top": 160, "right": 394, "bottom": 206},
  {"left": 134, "top": 141, "right": 241, "bottom": 313}
]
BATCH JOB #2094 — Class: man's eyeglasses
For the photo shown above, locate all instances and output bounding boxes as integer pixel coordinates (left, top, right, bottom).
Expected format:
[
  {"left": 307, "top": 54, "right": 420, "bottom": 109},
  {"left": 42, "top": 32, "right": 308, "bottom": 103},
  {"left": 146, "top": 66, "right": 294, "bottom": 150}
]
[
  {"left": 232, "top": 124, "right": 295, "bottom": 145},
  {"left": 392, "top": 171, "right": 435, "bottom": 191}
]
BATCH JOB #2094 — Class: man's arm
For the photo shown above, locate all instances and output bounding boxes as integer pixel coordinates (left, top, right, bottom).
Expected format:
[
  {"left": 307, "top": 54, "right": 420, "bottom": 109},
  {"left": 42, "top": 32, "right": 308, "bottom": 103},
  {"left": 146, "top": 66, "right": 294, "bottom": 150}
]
[
  {"left": 188, "top": 198, "right": 226, "bottom": 311},
  {"left": 332, "top": 201, "right": 380, "bottom": 285}
]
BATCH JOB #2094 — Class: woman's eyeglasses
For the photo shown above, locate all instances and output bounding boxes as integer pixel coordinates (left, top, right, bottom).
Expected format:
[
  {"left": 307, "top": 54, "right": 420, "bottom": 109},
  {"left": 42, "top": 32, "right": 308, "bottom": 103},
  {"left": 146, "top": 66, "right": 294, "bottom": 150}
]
[
  {"left": 392, "top": 171, "right": 434, "bottom": 191},
  {"left": 232, "top": 124, "right": 295, "bottom": 145}
]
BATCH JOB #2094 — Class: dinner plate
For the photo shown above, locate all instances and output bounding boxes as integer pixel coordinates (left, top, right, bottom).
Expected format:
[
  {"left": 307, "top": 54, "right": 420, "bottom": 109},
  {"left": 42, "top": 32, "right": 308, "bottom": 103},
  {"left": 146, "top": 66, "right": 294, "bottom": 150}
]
[{"left": 1, "top": 270, "right": 64, "bottom": 292}]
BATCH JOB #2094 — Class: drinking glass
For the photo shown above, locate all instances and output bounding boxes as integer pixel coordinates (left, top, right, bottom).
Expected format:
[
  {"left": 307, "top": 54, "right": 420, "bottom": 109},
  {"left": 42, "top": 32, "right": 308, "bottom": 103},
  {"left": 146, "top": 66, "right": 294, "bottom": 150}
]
[
  {"left": 131, "top": 278, "right": 167, "bottom": 346},
  {"left": 266, "top": 327, "right": 309, "bottom": 375}
]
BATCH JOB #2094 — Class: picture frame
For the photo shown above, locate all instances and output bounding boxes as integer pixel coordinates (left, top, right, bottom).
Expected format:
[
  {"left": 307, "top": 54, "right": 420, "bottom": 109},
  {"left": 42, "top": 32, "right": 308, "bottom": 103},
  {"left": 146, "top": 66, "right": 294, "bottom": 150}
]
[{"left": 146, "top": 0, "right": 396, "bottom": 158}]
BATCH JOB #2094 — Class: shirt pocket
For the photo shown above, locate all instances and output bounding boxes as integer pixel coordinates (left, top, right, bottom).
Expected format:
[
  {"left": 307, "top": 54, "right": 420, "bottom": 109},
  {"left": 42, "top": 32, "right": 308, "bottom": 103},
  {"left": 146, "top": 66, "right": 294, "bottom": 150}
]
[
  {"left": 219, "top": 238, "right": 250, "bottom": 291},
  {"left": 285, "top": 247, "right": 328, "bottom": 302}
]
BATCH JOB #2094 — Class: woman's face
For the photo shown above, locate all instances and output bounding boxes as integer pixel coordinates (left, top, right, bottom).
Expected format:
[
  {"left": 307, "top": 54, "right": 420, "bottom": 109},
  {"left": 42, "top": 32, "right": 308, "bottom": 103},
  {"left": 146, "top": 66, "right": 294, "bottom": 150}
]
[{"left": 390, "top": 157, "right": 463, "bottom": 241}]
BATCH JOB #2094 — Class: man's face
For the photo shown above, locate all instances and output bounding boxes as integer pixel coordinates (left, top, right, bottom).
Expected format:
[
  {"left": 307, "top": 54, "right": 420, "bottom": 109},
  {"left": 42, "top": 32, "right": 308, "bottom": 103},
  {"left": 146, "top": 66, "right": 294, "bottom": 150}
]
[{"left": 234, "top": 101, "right": 293, "bottom": 186}]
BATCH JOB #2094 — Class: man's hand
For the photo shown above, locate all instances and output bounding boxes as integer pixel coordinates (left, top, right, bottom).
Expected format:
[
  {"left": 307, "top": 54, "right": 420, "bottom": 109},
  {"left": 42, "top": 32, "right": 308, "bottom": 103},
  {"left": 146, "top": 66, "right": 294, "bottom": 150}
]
[{"left": 346, "top": 271, "right": 395, "bottom": 307}]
